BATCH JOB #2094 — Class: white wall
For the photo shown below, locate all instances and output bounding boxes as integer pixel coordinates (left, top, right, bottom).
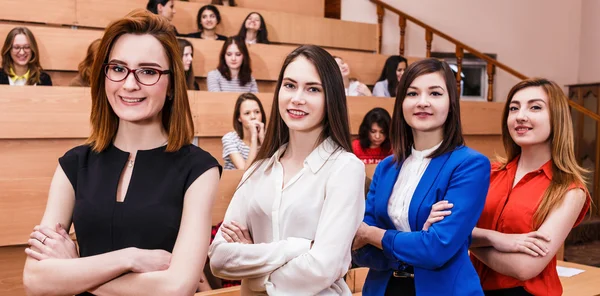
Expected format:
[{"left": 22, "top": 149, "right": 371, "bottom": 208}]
[
  {"left": 341, "top": 0, "right": 584, "bottom": 101},
  {"left": 578, "top": 0, "right": 600, "bottom": 83}
]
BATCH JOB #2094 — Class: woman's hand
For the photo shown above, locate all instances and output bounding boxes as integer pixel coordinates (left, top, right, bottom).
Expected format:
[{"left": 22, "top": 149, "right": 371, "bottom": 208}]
[
  {"left": 25, "top": 223, "right": 78, "bottom": 260},
  {"left": 490, "top": 231, "right": 551, "bottom": 257},
  {"left": 356, "top": 83, "right": 372, "bottom": 96},
  {"left": 352, "top": 222, "right": 370, "bottom": 251},
  {"left": 422, "top": 200, "right": 453, "bottom": 231},
  {"left": 221, "top": 221, "right": 253, "bottom": 244},
  {"left": 128, "top": 248, "right": 172, "bottom": 273},
  {"left": 256, "top": 121, "right": 265, "bottom": 145}
]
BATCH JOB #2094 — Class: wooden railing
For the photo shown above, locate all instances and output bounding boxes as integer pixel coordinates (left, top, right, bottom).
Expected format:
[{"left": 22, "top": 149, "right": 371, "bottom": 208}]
[{"left": 372, "top": 0, "right": 600, "bottom": 215}]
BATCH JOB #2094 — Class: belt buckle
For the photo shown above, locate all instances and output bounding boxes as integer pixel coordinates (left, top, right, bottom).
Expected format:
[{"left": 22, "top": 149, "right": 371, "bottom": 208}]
[{"left": 392, "top": 270, "right": 414, "bottom": 278}]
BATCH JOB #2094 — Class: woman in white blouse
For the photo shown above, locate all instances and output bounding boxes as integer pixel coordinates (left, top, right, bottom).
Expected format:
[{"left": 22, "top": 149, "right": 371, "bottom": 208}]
[
  {"left": 333, "top": 56, "right": 372, "bottom": 97},
  {"left": 209, "top": 45, "right": 365, "bottom": 295}
]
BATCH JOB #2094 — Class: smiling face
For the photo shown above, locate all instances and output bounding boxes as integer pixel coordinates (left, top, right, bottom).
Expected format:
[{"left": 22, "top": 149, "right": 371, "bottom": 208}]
[
  {"left": 245, "top": 13, "right": 261, "bottom": 31},
  {"left": 10, "top": 34, "right": 32, "bottom": 67},
  {"left": 507, "top": 86, "right": 551, "bottom": 148},
  {"left": 402, "top": 72, "right": 450, "bottom": 135},
  {"left": 104, "top": 33, "right": 170, "bottom": 124},
  {"left": 278, "top": 56, "right": 325, "bottom": 134},
  {"left": 182, "top": 45, "right": 193, "bottom": 71},
  {"left": 396, "top": 61, "right": 407, "bottom": 81},
  {"left": 224, "top": 43, "right": 243, "bottom": 70},
  {"left": 200, "top": 9, "right": 218, "bottom": 30},
  {"left": 334, "top": 57, "right": 350, "bottom": 78}
]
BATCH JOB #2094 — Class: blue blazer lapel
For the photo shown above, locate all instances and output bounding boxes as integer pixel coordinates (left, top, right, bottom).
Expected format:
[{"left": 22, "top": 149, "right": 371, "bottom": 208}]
[
  {"left": 408, "top": 151, "right": 453, "bottom": 230},
  {"left": 376, "top": 162, "right": 402, "bottom": 229}
]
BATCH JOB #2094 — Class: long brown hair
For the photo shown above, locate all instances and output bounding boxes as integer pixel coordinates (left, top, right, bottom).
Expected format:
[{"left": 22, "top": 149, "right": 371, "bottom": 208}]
[
  {"left": 252, "top": 45, "right": 352, "bottom": 166},
  {"left": 87, "top": 9, "right": 194, "bottom": 152},
  {"left": 217, "top": 37, "right": 252, "bottom": 86},
  {"left": 177, "top": 38, "right": 195, "bottom": 90},
  {"left": 233, "top": 93, "right": 266, "bottom": 139},
  {"left": 77, "top": 39, "right": 101, "bottom": 87},
  {"left": 1, "top": 27, "right": 44, "bottom": 85},
  {"left": 390, "top": 58, "right": 464, "bottom": 163},
  {"left": 498, "top": 78, "right": 589, "bottom": 228}
]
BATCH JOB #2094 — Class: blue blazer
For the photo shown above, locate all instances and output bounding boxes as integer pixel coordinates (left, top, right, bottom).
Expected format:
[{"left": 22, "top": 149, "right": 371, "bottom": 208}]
[{"left": 353, "top": 146, "right": 490, "bottom": 296}]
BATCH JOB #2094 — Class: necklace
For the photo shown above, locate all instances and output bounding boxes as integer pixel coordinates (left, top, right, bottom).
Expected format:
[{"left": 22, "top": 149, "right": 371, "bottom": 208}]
[{"left": 126, "top": 140, "right": 168, "bottom": 169}]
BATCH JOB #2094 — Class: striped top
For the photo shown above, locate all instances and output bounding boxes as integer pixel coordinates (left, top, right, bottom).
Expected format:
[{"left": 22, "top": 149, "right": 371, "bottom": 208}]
[
  {"left": 222, "top": 131, "right": 250, "bottom": 170},
  {"left": 207, "top": 69, "right": 259, "bottom": 93}
]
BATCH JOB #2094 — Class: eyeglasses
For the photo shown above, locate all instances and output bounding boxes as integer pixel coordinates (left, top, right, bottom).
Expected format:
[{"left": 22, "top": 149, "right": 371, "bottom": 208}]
[
  {"left": 11, "top": 45, "right": 31, "bottom": 53},
  {"left": 103, "top": 63, "right": 171, "bottom": 86}
]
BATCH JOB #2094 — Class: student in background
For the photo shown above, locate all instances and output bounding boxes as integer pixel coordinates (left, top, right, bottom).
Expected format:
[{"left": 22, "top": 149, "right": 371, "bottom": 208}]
[
  {"left": 222, "top": 93, "right": 267, "bottom": 170},
  {"left": 186, "top": 5, "right": 227, "bottom": 41},
  {"left": 177, "top": 38, "right": 199, "bottom": 90},
  {"left": 373, "top": 55, "right": 408, "bottom": 98},
  {"left": 211, "top": 0, "right": 236, "bottom": 6},
  {"left": 207, "top": 37, "right": 258, "bottom": 93},
  {"left": 237, "top": 12, "right": 270, "bottom": 44},
  {"left": 352, "top": 59, "right": 490, "bottom": 296},
  {"left": 146, "top": 0, "right": 182, "bottom": 36},
  {"left": 70, "top": 39, "right": 101, "bottom": 87},
  {"left": 352, "top": 107, "right": 392, "bottom": 164},
  {"left": 333, "top": 56, "right": 372, "bottom": 96},
  {"left": 209, "top": 45, "right": 365, "bottom": 295},
  {"left": 0, "top": 27, "right": 52, "bottom": 86}
]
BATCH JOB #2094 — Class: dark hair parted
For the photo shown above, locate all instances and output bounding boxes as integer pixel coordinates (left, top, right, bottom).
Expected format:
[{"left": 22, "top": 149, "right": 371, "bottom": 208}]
[
  {"left": 217, "top": 36, "right": 252, "bottom": 86},
  {"left": 87, "top": 9, "right": 194, "bottom": 153},
  {"left": 359, "top": 107, "right": 391, "bottom": 151},
  {"left": 377, "top": 55, "right": 408, "bottom": 97},
  {"left": 1, "top": 27, "right": 44, "bottom": 85},
  {"left": 233, "top": 93, "right": 267, "bottom": 139},
  {"left": 211, "top": 0, "right": 236, "bottom": 6},
  {"left": 177, "top": 38, "right": 195, "bottom": 90},
  {"left": 390, "top": 58, "right": 463, "bottom": 163},
  {"left": 197, "top": 5, "right": 221, "bottom": 31},
  {"left": 146, "top": 0, "right": 170, "bottom": 14},
  {"left": 237, "top": 12, "right": 270, "bottom": 44},
  {"left": 253, "top": 44, "right": 352, "bottom": 166}
]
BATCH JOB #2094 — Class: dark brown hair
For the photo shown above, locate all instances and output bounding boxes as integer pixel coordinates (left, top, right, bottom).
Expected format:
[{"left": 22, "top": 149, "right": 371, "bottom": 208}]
[
  {"left": 197, "top": 5, "right": 221, "bottom": 31},
  {"left": 87, "top": 9, "right": 194, "bottom": 152},
  {"left": 217, "top": 36, "right": 252, "bottom": 86},
  {"left": 390, "top": 58, "right": 464, "bottom": 163},
  {"left": 377, "top": 55, "right": 408, "bottom": 97},
  {"left": 233, "top": 93, "right": 266, "bottom": 139},
  {"left": 252, "top": 45, "right": 352, "bottom": 166},
  {"left": 177, "top": 38, "right": 196, "bottom": 90},
  {"left": 359, "top": 107, "right": 391, "bottom": 151},
  {"left": 76, "top": 39, "right": 102, "bottom": 87},
  {"left": 211, "top": 0, "right": 236, "bottom": 6},
  {"left": 498, "top": 78, "right": 589, "bottom": 228},
  {"left": 1, "top": 27, "right": 44, "bottom": 85},
  {"left": 237, "top": 12, "right": 269, "bottom": 44}
]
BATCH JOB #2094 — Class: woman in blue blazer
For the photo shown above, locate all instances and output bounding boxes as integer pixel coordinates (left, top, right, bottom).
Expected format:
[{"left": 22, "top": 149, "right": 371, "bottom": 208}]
[{"left": 352, "top": 58, "right": 491, "bottom": 296}]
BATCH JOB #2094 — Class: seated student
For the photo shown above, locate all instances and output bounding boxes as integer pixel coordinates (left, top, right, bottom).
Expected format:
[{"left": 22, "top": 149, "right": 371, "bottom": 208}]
[
  {"left": 222, "top": 93, "right": 266, "bottom": 170},
  {"left": 186, "top": 5, "right": 227, "bottom": 41},
  {"left": 237, "top": 12, "right": 270, "bottom": 44},
  {"left": 0, "top": 27, "right": 51, "bottom": 86},
  {"left": 177, "top": 38, "right": 200, "bottom": 90},
  {"left": 207, "top": 37, "right": 258, "bottom": 93},
  {"left": 427, "top": 78, "right": 591, "bottom": 296},
  {"left": 146, "top": 0, "right": 182, "bottom": 36},
  {"left": 69, "top": 39, "right": 101, "bottom": 87},
  {"left": 352, "top": 107, "right": 392, "bottom": 164},
  {"left": 333, "top": 56, "right": 371, "bottom": 96},
  {"left": 373, "top": 55, "right": 408, "bottom": 98},
  {"left": 211, "top": 0, "right": 236, "bottom": 6}
]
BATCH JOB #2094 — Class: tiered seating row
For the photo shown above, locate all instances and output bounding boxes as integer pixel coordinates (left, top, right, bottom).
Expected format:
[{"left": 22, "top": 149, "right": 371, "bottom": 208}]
[{"left": 0, "top": 0, "right": 376, "bottom": 51}]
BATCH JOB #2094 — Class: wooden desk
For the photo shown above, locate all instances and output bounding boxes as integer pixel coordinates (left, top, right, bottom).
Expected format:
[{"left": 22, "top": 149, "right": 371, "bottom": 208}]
[{"left": 558, "top": 260, "right": 600, "bottom": 296}]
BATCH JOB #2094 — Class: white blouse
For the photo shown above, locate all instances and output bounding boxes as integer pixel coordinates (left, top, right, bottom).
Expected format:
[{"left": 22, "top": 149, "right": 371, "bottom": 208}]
[
  {"left": 387, "top": 142, "right": 442, "bottom": 232},
  {"left": 209, "top": 138, "right": 365, "bottom": 295}
]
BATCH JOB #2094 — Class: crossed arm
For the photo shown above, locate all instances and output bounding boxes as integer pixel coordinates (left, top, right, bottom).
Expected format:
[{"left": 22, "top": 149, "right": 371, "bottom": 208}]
[{"left": 23, "top": 165, "right": 220, "bottom": 296}]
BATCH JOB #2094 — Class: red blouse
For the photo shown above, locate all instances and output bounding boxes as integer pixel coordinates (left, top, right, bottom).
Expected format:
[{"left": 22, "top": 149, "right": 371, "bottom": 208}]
[
  {"left": 472, "top": 156, "right": 590, "bottom": 295},
  {"left": 351, "top": 139, "right": 391, "bottom": 165}
]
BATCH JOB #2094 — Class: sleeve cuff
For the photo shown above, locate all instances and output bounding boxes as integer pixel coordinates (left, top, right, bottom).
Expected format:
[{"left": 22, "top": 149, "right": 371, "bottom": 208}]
[
  {"left": 283, "top": 237, "right": 312, "bottom": 262},
  {"left": 382, "top": 229, "right": 399, "bottom": 260}
]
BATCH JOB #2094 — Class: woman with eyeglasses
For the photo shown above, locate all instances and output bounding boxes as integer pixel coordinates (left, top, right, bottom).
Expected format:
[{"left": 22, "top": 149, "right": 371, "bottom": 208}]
[
  {"left": 22, "top": 9, "right": 221, "bottom": 296},
  {"left": 0, "top": 27, "right": 52, "bottom": 86}
]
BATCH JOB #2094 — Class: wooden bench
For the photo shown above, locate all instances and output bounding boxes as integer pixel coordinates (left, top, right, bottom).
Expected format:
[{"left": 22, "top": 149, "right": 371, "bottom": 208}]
[
  {"left": 188, "top": 0, "right": 325, "bottom": 17},
  {"left": 0, "top": 0, "right": 375, "bottom": 51},
  {"left": 0, "top": 23, "right": 410, "bottom": 89}
]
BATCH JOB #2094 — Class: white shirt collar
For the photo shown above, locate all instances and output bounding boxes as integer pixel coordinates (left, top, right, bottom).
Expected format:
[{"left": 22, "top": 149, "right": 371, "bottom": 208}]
[{"left": 410, "top": 141, "right": 443, "bottom": 160}]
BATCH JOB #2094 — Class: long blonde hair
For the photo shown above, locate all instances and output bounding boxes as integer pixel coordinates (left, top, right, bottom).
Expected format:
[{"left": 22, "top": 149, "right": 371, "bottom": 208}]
[{"left": 498, "top": 78, "right": 588, "bottom": 228}]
